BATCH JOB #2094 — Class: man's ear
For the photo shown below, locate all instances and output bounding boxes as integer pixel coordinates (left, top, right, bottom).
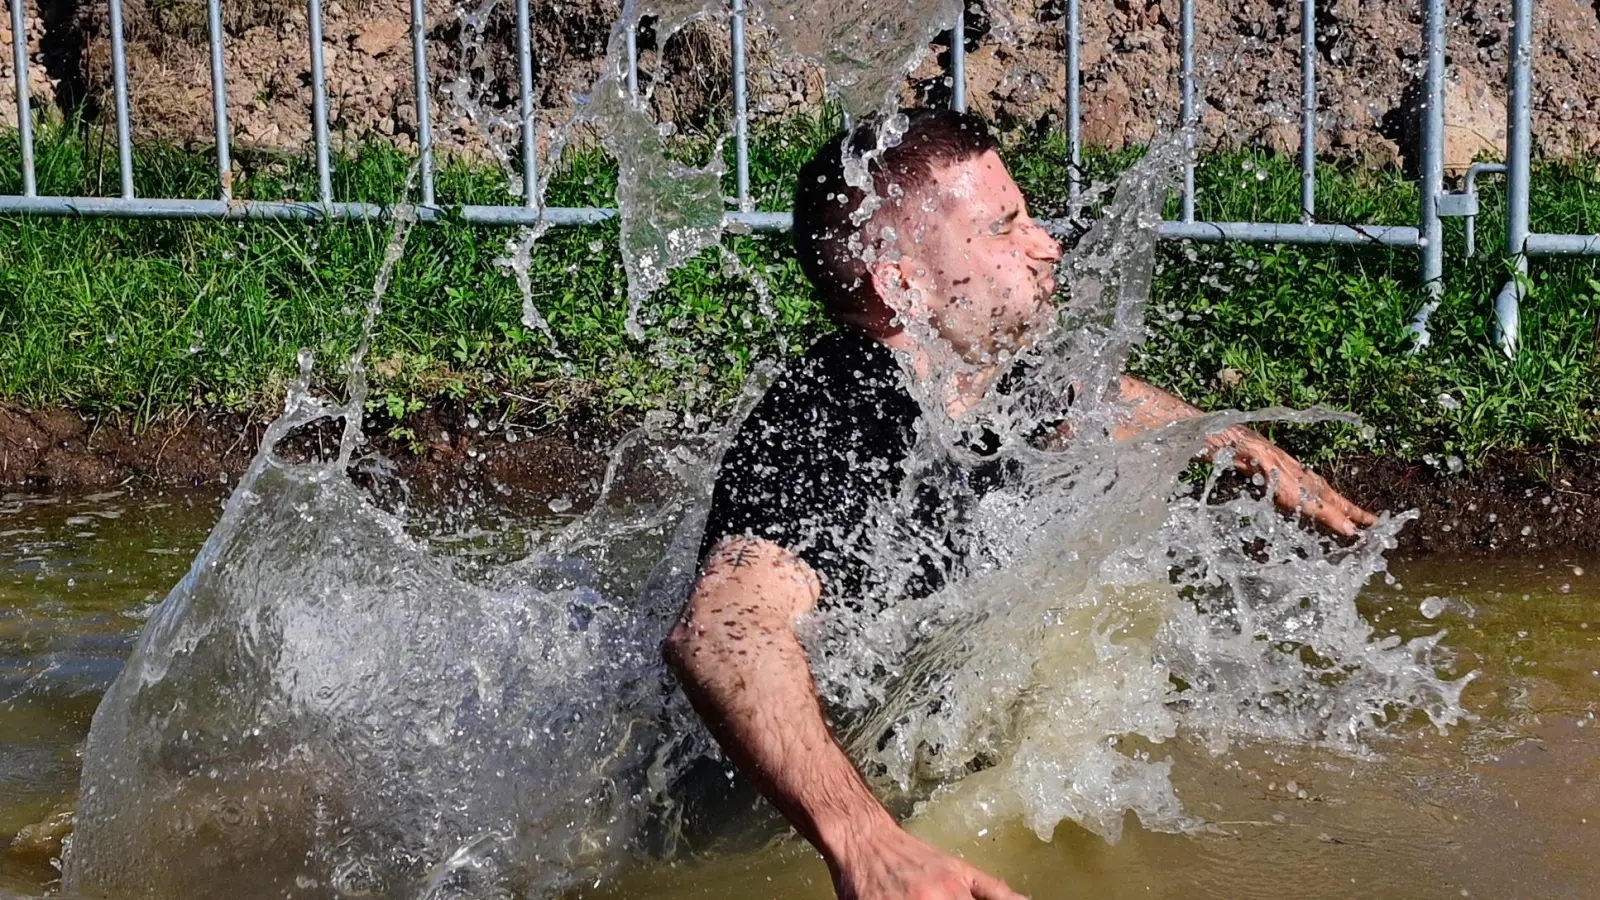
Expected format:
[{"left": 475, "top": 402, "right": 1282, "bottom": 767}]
[{"left": 869, "top": 257, "right": 918, "bottom": 323}]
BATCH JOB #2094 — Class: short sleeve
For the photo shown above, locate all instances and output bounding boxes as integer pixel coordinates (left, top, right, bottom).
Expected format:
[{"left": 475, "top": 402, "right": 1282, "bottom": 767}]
[{"left": 697, "top": 336, "right": 916, "bottom": 601}]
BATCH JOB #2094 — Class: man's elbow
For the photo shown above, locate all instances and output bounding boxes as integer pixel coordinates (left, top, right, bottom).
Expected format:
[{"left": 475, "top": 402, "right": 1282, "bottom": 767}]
[{"left": 662, "top": 617, "right": 704, "bottom": 682}]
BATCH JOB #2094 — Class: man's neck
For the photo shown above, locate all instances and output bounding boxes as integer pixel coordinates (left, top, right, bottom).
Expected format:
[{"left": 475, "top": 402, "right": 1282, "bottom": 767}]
[{"left": 875, "top": 330, "right": 998, "bottom": 421}]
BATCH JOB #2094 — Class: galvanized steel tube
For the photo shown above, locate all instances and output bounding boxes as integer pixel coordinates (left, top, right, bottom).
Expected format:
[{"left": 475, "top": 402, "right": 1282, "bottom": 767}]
[
  {"left": 307, "top": 0, "right": 333, "bottom": 204},
  {"left": 207, "top": 0, "right": 232, "bottom": 200},
  {"left": 107, "top": 0, "right": 135, "bottom": 198},
  {"left": 411, "top": 0, "right": 435, "bottom": 207},
  {"left": 1156, "top": 220, "right": 1421, "bottom": 248},
  {"left": 950, "top": 4, "right": 966, "bottom": 113},
  {"left": 0, "top": 195, "right": 788, "bottom": 232},
  {"left": 9, "top": 0, "right": 36, "bottom": 196},
  {"left": 516, "top": 0, "right": 536, "bottom": 208},
  {"left": 1525, "top": 233, "right": 1600, "bottom": 256},
  {"left": 1409, "top": 0, "right": 1446, "bottom": 343},
  {"left": 626, "top": 21, "right": 638, "bottom": 100},
  {"left": 1299, "top": 0, "right": 1316, "bottom": 223},
  {"left": 1180, "top": 0, "right": 1195, "bottom": 223},
  {"left": 0, "top": 193, "right": 1437, "bottom": 254},
  {"left": 731, "top": 0, "right": 750, "bottom": 208},
  {"left": 1496, "top": 0, "right": 1534, "bottom": 353},
  {"left": 1065, "top": 0, "right": 1080, "bottom": 199}
]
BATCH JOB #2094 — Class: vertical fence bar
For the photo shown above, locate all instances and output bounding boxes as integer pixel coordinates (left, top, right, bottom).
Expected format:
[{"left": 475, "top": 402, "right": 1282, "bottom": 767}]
[
  {"left": 950, "top": 4, "right": 967, "bottom": 112},
  {"left": 1496, "top": 0, "right": 1533, "bottom": 355},
  {"left": 411, "top": 0, "right": 435, "bottom": 207},
  {"left": 107, "top": 0, "right": 135, "bottom": 198},
  {"left": 307, "top": 0, "right": 332, "bottom": 205},
  {"left": 1179, "top": 0, "right": 1196, "bottom": 222},
  {"left": 1065, "top": 0, "right": 1080, "bottom": 199},
  {"left": 207, "top": 0, "right": 232, "bottom": 201},
  {"left": 1299, "top": 0, "right": 1316, "bottom": 223},
  {"left": 626, "top": 21, "right": 638, "bottom": 100},
  {"left": 516, "top": 0, "right": 537, "bottom": 209},
  {"left": 730, "top": 0, "right": 750, "bottom": 209},
  {"left": 1409, "top": 0, "right": 1445, "bottom": 343},
  {"left": 8, "top": 0, "right": 36, "bottom": 196}
]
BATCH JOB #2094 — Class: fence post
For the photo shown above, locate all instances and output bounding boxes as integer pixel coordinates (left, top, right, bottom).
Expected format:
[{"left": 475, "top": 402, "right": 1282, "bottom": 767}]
[
  {"left": 1179, "top": 0, "right": 1196, "bottom": 223},
  {"left": 516, "top": 0, "right": 536, "bottom": 208},
  {"left": 1495, "top": 0, "right": 1533, "bottom": 357},
  {"left": 108, "top": 0, "right": 135, "bottom": 198},
  {"left": 951, "top": 4, "right": 966, "bottom": 113},
  {"left": 731, "top": 0, "right": 750, "bottom": 209},
  {"left": 9, "top": 0, "right": 36, "bottom": 196},
  {"left": 410, "top": 0, "right": 436, "bottom": 207},
  {"left": 1408, "top": 0, "right": 1446, "bottom": 346},
  {"left": 1065, "top": 0, "right": 1080, "bottom": 199},
  {"left": 307, "top": 0, "right": 333, "bottom": 206},
  {"left": 1299, "top": 0, "right": 1316, "bottom": 223},
  {"left": 207, "top": 0, "right": 232, "bottom": 201}
]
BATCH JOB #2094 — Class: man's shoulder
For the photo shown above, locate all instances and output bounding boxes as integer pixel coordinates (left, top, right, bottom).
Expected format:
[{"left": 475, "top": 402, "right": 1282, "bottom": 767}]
[{"left": 762, "top": 329, "right": 909, "bottom": 417}]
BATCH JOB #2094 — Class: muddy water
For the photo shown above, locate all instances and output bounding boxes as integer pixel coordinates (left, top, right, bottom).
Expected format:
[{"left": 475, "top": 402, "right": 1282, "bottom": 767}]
[{"left": 2, "top": 490, "right": 1597, "bottom": 899}]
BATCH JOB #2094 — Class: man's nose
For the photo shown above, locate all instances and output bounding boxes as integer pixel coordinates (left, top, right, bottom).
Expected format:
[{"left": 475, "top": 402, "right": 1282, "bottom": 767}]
[{"left": 1027, "top": 219, "right": 1063, "bottom": 262}]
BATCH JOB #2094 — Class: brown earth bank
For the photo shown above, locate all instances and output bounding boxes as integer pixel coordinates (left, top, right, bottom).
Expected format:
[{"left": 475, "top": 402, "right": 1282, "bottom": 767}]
[
  {"left": 3, "top": 401, "right": 1597, "bottom": 558},
  {"left": 4, "top": 1, "right": 1600, "bottom": 171}
]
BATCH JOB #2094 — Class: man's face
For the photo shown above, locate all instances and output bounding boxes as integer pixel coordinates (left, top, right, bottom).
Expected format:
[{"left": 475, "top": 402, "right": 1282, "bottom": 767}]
[{"left": 878, "top": 150, "right": 1064, "bottom": 363}]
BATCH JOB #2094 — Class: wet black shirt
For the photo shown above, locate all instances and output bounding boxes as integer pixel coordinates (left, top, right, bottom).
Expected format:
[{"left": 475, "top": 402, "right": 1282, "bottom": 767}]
[{"left": 698, "top": 330, "right": 1014, "bottom": 606}]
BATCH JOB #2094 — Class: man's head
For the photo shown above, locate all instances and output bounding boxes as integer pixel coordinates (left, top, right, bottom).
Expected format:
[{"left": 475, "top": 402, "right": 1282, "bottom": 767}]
[{"left": 793, "top": 109, "right": 1063, "bottom": 363}]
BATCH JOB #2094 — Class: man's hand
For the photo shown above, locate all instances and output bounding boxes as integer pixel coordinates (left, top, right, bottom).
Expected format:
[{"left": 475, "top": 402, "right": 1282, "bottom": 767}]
[
  {"left": 1113, "top": 376, "right": 1378, "bottom": 537},
  {"left": 828, "top": 821, "right": 1026, "bottom": 900},
  {"left": 1212, "top": 428, "right": 1377, "bottom": 537}
]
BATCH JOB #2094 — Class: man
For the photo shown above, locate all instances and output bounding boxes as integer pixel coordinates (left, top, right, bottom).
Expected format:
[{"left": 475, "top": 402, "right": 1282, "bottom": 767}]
[{"left": 663, "top": 109, "right": 1375, "bottom": 900}]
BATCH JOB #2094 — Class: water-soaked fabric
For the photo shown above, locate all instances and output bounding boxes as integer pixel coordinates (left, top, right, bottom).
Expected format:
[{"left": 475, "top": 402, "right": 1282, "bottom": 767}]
[{"left": 698, "top": 329, "right": 1019, "bottom": 608}]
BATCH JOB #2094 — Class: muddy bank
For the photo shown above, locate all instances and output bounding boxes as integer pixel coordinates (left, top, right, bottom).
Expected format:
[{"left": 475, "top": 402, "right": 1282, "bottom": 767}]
[
  {"left": 2, "top": 401, "right": 1596, "bottom": 557},
  {"left": 0, "top": 402, "right": 629, "bottom": 514}
]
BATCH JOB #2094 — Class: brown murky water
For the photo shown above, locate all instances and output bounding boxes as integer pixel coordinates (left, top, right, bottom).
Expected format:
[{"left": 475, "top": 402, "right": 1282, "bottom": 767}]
[{"left": 3, "top": 489, "right": 1597, "bottom": 898}]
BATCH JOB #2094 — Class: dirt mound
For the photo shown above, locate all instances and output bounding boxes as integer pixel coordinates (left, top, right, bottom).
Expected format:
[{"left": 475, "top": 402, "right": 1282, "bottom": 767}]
[{"left": 10, "top": 1, "right": 1600, "bottom": 170}]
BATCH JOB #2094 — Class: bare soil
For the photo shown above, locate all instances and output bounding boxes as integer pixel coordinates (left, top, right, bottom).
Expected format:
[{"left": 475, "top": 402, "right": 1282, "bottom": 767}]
[
  {"left": 4, "top": 401, "right": 1597, "bottom": 558},
  {"left": 8, "top": 1, "right": 1600, "bottom": 170}
]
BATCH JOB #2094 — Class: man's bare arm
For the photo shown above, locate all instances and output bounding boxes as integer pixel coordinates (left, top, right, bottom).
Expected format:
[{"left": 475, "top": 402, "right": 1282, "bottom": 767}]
[
  {"left": 664, "top": 536, "right": 1023, "bottom": 900},
  {"left": 1114, "top": 376, "right": 1377, "bottom": 536}
]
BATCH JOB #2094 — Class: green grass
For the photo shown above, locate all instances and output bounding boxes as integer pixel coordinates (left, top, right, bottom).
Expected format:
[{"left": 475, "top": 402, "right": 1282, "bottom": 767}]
[{"left": 1, "top": 115, "right": 1597, "bottom": 465}]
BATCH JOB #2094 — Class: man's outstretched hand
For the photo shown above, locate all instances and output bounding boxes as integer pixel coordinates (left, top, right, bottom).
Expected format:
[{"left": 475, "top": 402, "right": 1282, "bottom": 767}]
[
  {"left": 827, "top": 821, "right": 1027, "bottom": 900},
  {"left": 1223, "top": 431, "right": 1378, "bottom": 537},
  {"left": 1113, "top": 378, "right": 1378, "bottom": 538}
]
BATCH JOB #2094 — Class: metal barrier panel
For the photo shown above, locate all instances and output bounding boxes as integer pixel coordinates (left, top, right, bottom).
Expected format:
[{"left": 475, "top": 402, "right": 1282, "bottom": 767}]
[
  {"left": 1495, "top": 0, "right": 1600, "bottom": 355},
  {"left": 3, "top": 1, "right": 1451, "bottom": 295}
]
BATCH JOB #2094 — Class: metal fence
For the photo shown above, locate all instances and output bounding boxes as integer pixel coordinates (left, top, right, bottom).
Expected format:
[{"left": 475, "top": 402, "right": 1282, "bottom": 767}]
[{"left": 4, "top": 0, "right": 1598, "bottom": 352}]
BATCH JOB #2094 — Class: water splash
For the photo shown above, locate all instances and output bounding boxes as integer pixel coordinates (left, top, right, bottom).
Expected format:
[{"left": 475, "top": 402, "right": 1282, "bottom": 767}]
[
  {"left": 62, "top": 12, "right": 1473, "bottom": 899},
  {"left": 755, "top": 0, "right": 961, "bottom": 120}
]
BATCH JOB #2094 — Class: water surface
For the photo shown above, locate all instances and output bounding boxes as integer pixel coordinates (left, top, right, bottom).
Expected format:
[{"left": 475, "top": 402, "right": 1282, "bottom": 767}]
[{"left": 2, "top": 489, "right": 1595, "bottom": 898}]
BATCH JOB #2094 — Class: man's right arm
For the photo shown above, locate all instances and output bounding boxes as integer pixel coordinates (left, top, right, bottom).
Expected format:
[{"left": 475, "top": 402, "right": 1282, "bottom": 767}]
[{"left": 664, "top": 536, "right": 1024, "bottom": 900}]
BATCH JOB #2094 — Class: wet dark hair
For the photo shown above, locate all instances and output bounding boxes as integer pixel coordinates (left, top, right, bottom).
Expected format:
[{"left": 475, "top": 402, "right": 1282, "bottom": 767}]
[{"left": 792, "top": 108, "right": 1000, "bottom": 336}]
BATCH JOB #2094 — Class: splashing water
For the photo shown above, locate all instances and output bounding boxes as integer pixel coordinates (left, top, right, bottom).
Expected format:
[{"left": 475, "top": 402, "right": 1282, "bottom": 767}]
[
  {"left": 755, "top": 0, "right": 961, "bottom": 120},
  {"left": 61, "top": 13, "right": 1472, "bottom": 900},
  {"left": 577, "top": 1, "right": 729, "bottom": 341}
]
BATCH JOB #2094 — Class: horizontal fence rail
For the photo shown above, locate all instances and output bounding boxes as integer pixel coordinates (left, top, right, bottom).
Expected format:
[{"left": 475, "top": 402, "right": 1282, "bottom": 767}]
[{"left": 3, "top": 0, "right": 1596, "bottom": 351}]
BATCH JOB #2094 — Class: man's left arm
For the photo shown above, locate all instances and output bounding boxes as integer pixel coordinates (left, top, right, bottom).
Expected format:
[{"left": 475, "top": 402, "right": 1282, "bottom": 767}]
[{"left": 1114, "top": 376, "right": 1377, "bottom": 537}]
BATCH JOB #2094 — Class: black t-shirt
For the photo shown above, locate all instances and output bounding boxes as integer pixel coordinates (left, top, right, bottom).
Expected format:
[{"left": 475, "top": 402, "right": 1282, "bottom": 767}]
[{"left": 698, "top": 330, "right": 1016, "bottom": 607}]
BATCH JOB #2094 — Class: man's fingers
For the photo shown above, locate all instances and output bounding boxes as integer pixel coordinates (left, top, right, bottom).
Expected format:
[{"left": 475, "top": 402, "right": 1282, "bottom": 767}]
[
  {"left": 1349, "top": 501, "right": 1379, "bottom": 526},
  {"left": 968, "top": 868, "right": 1027, "bottom": 900}
]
